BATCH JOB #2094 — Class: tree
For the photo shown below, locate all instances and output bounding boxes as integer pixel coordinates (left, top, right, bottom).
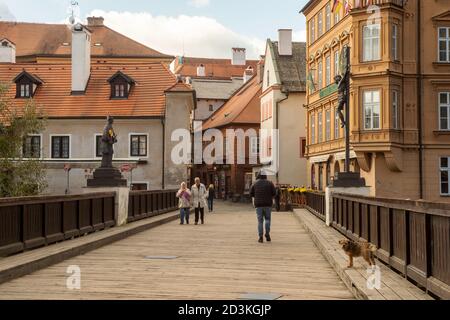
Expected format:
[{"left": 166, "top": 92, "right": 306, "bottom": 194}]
[{"left": 0, "top": 84, "right": 47, "bottom": 197}]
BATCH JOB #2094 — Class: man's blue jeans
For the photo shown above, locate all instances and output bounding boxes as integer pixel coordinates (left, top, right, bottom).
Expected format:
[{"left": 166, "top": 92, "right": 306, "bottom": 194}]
[{"left": 256, "top": 207, "right": 272, "bottom": 237}]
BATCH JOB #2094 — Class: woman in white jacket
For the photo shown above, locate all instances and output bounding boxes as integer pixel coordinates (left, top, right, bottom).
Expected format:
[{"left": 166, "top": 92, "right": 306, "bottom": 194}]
[{"left": 191, "top": 177, "right": 208, "bottom": 225}]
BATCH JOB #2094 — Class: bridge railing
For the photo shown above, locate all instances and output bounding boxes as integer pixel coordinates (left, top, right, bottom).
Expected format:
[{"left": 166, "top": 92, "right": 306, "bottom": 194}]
[
  {"left": 331, "top": 193, "right": 449, "bottom": 300},
  {"left": 304, "top": 191, "right": 326, "bottom": 221},
  {"left": 0, "top": 192, "right": 116, "bottom": 257},
  {"left": 128, "top": 190, "right": 178, "bottom": 223}
]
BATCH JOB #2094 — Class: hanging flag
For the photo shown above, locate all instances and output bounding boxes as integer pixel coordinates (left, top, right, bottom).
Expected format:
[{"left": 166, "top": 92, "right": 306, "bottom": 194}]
[
  {"left": 344, "top": 0, "right": 352, "bottom": 15},
  {"left": 307, "top": 72, "right": 316, "bottom": 92},
  {"left": 332, "top": 0, "right": 343, "bottom": 13}
]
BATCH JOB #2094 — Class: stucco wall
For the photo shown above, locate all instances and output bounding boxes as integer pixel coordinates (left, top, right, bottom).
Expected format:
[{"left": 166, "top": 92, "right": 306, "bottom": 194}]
[{"left": 195, "top": 99, "right": 226, "bottom": 121}]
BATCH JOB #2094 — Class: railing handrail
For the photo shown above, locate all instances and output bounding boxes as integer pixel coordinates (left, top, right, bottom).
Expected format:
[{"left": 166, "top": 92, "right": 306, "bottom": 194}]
[
  {"left": 333, "top": 193, "right": 450, "bottom": 217},
  {"left": 129, "top": 189, "right": 177, "bottom": 196},
  {"left": 0, "top": 192, "right": 116, "bottom": 206}
]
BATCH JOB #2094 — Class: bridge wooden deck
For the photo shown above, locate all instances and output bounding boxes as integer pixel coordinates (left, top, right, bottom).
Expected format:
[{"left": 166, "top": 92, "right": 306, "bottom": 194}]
[{"left": 0, "top": 202, "right": 354, "bottom": 300}]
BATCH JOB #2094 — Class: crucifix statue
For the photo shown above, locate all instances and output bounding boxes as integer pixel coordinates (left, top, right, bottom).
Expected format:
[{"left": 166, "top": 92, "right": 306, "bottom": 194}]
[{"left": 101, "top": 116, "right": 117, "bottom": 168}]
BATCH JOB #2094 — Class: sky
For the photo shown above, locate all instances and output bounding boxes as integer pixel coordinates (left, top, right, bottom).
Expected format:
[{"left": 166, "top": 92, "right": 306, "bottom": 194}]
[{"left": 0, "top": 0, "right": 309, "bottom": 59}]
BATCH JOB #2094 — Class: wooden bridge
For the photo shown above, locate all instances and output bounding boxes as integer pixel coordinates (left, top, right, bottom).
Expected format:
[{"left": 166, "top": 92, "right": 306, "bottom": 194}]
[{"left": 0, "top": 190, "right": 447, "bottom": 300}]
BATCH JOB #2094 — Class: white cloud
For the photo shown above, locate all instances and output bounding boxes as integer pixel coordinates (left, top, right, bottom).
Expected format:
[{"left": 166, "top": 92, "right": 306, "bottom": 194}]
[
  {"left": 87, "top": 9, "right": 265, "bottom": 59},
  {"left": 188, "top": 0, "right": 210, "bottom": 8},
  {"left": 0, "top": 2, "right": 16, "bottom": 21}
]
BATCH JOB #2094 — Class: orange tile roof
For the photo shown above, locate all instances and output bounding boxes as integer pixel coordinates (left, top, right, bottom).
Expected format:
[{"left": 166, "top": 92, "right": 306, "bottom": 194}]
[
  {"left": 202, "top": 76, "right": 261, "bottom": 130},
  {"left": 174, "top": 57, "right": 259, "bottom": 80},
  {"left": 0, "top": 62, "right": 185, "bottom": 118},
  {"left": 0, "top": 21, "right": 173, "bottom": 59}
]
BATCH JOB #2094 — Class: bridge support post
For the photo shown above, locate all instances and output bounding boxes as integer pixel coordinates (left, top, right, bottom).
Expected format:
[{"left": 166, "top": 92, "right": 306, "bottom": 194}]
[
  {"left": 325, "top": 186, "right": 371, "bottom": 227},
  {"left": 83, "top": 187, "right": 130, "bottom": 227}
]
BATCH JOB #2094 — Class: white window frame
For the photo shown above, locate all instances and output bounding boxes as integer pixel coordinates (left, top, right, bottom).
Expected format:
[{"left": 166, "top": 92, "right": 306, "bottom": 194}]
[
  {"left": 318, "top": 111, "right": 323, "bottom": 143},
  {"left": 250, "top": 136, "right": 259, "bottom": 156},
  {"left": 363, "top": 90, "right": 381, "bottom": 130},
  {"left": 439, "top": 92, "right": 450, "bottom": 131},
  {"left": 129, "top": 133, "right": 149, "bottom": 159},
  {"left": 311, "top": 114, "right": 316, "bottom": 145},
  {"left": 318, "top": 12, "right": 323, "bottom": 37},
  {"left": 325, "top": 109, "right": 331, "bottom": 141},
  {"left": 326, "top": 3, "right": 331, "bottom": 31},
  {"left": 438, "top": 27, "right": 450, "bottom": 63},
  {"left": 392, "top": 90, "right": 399, "bottom": 129},
  {"left": 440, "top": 157, "right": 450, "bottom": 196},
  {"left": 22, "top": 134, "right": 43, "bottom": 159},
  {"left": 392, "top": 24, "right": 399, "bottom": 61},
  {"left": 310, "top": 17, "right": 315, "bottom": 43},
  {"left": 325, "top": 55, "right": 331, "bottom": 86},
  {"left": 334, "top": 51, "right": 340, "bottom": 77},
  {"left": 49, "top": 134, "right": 72, "bottom": 159},
  {"left": 335, "top": 107, "right": 340, "bottom": 139},
  {"left": 363, "top": 24, "right": 381, "bottom": 62},
  {"left": 318, "top": 60, "right": 323, "bottom": 89}
]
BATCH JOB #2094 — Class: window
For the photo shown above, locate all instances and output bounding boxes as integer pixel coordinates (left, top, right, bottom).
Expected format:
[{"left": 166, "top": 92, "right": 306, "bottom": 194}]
[
  {"left": 112, "top": 83, "right": 127, "bottom": 98},
  {"left": 311, "top": 114, "right": 316, "bottom": 144},
  {"left": 335, "top": 107, "right": 340, "bottom": 139},
  {"left": 440, "top": 92, "right": 450, "bottom": 130},
  {"left": 209, "top": 104, "right": 214, "bottom": 112},
  {"left": 267, "top": 70, "right": 270, "bottom": 87},
  {"left": 325, "top": 55, "right": 331, "bottom": 86},
  {"left": 318, "top": 111, "right": 323, "bottom": 142},
  {"left": 326, "top": 109, "right": 331, "bottom": 141},
  {"left": 438, "top": 27, "right": 450, "bottom": 62},
  {"left": 318, "top": 60, "right": 323, "bottom": 89},
  {"left": 23, "top": 135, "right": 41, "bottom": 158},
  {"left": 363, "top": 90, "right": 381, "bottom": 130},
  {"left": 392, "top": 24, "right": 399, "bottom": 61},
  {"left": 363, "top": 24, "right": 381, "bottom": 62},
  {"left": 130, "top": 135, "right": 147, "bottom": 157},
  {"left": 95, "top": 135, "right": 103, "bottom": 158},
  {"left": 318, "top": 164, "right": 323, "bottom": 191},
  {"left": 300, "top": 137, "right": 306, "bottom": 158},
  {"left": 334, "top": 51, "right": 340, "bottom": 77},
  {"left": 318, "top": 12, "right": 323, "bottom": 37},
  {"left": 334, "top": 8, "right": 340, "bottom": 25},
  {"left": 310, "top": 17, "right": 315, "bottom": 43},
  {"left": 326, "top": 3, "right": 331, "bottom": 31},
  {"left": 19, "top": 83, "right": 31, "bottom": 98},
  {"left": 392, "top": 90, "right": 399, "bottom": 129},
  {"left": 250, "top": 136, "right": 259, "bottom": 156},
  {"left": 440, "top": 157, "right": 450, "bottom": 195},
  {"left": 51, "top": 136, "right": 70, "bottom": 159}
]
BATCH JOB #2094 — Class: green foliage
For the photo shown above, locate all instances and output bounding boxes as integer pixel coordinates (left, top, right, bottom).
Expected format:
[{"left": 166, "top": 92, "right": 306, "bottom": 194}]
[{"left": 0, "top": 84, "right": 47, "bottom": 197}]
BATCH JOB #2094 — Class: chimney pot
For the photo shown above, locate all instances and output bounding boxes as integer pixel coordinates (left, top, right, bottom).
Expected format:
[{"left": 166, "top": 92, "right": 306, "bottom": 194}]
[
  {"left": 197, "top": 64, "right": 206, "bottom": 77},
  {"left": 232, "top": 48, "right": 246, "bottom": 66},
  {"left": 278, "top": 29, "right": 293, "bottom": 56},
  {"left": 87, "top": 16, "right": 104, "bottom": 27}
]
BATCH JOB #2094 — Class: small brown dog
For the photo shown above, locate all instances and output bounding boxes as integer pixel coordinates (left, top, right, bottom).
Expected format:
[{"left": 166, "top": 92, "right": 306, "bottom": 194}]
[{"left": 339, "top": 239, "right": 377, "bottom": 268}]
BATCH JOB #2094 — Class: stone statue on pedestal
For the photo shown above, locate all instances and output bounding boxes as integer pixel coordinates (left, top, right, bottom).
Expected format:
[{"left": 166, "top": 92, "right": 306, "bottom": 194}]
[{"left": 87, "top": 116, "right": 127, "bottom": 187}]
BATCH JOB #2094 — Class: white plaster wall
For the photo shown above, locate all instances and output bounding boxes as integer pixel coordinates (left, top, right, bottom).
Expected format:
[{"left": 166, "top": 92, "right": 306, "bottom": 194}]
[{"left": 195, "top": 99, "right": 226, "bottom": 121}]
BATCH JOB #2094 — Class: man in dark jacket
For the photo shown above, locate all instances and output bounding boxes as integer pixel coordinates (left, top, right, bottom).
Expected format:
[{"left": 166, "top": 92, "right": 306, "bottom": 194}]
[{"left": 250, "top": 172, "right": 276, "bottom": 243}]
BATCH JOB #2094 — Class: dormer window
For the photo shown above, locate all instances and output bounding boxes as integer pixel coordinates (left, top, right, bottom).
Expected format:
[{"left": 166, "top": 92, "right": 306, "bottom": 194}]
[
  {"left": 13, "top": 70, "right": 43, "bottom": 99},
  {"left": 108, "top": 71, "right": 135, "bottom": 99}
]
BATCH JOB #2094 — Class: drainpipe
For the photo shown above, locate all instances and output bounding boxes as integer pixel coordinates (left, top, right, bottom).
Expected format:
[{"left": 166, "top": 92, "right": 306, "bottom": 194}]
[
  {"left": 417, "top": 0, "right": 424, "bottom": 199},
  {"left": 161, "top": 118, "right": 166, "bottom": 190},
  {"left": 275, "top": 91, "right": 290, "bottom": 185}
]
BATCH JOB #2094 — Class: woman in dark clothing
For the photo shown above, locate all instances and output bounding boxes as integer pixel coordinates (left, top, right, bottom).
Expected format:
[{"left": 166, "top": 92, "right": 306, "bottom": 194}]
[{"left": 207, "top": 184, "right": 215, "bottom": 212}]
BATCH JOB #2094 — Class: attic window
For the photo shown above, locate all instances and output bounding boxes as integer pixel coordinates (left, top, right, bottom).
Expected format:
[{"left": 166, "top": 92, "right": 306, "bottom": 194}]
[
  {"left": 94, "top": 43, "right": 102, "bottom": 47},
  {"left": 62, "top": 42, "right": 70, "bottom": 46},
  {"left": 13, "top": 70, "right": 43, "bottom": 99},
  {"left": 108, "top": 71, "right": 136, "bottom": 99}
]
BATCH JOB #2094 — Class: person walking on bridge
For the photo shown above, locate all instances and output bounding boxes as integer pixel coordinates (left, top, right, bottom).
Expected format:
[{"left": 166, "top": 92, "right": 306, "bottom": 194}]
[
  {"left": 191, "top": 177, "right": 208, "bottom": 225},
  {"left": 250, "top": 172, "right": 276, "bottom": 243},
  {"left": 177, "top": 182, "right": 191, "bottom": 225}
]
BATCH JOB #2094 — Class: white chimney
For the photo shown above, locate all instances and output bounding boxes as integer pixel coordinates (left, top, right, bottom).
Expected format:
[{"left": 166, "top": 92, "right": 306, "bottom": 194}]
[
  {"left": 243, "top": 66, "right": 254, "bottom": 83},
  {"left": 232, "top": 48, "right": 246, "bottom": 66},
  {"left": 0, "top": 39, "right": 16, "bottom": 63},
  {"left": 71, "top": 23, "right": 91, "bottom": 93},
  {"left": 197, "top": 64, "right": 206, "bottom": 77},
  {"left": 278, "top": 29, "right": 293, "bottom": 56}
]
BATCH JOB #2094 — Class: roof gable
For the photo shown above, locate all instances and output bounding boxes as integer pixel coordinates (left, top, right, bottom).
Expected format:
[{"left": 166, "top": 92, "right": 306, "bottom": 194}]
[
  {"left": 13, "top": 70, "right": 43, "bottom": 84},
  {"left": 433, "top": 10, "right": 450, "bottom": 21},
  {"left": 108, "top": 71, "right": 136, "bottom": 84}
]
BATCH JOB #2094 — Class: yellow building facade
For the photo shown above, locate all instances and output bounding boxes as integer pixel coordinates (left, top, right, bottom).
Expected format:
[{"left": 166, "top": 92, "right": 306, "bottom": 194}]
[{"left": 302, "top": 0, "right": 450, "bottom": 202}]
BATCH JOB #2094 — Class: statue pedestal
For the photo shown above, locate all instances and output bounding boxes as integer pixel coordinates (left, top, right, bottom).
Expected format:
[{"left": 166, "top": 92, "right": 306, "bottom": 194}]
[
  {"left": 87, "top": 167, "right": 127, "bottom": 188},
  {"left": 331, "top": 172, "right": 366, "bottom": 188}
]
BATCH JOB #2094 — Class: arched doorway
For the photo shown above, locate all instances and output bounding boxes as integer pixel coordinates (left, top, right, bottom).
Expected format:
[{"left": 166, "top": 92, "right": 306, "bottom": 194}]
[{"left": 334, "top": 161, "right": 341, "bottom": 179}]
